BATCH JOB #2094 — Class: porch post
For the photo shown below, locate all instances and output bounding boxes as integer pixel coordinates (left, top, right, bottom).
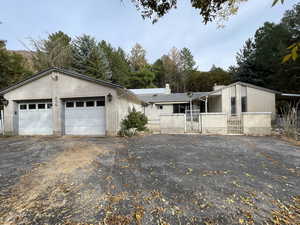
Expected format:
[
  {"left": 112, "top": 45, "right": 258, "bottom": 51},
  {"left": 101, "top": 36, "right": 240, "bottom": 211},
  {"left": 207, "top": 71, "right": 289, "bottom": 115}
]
[{"left": 205, "top": 96, "right": 208, "bottom": 113}]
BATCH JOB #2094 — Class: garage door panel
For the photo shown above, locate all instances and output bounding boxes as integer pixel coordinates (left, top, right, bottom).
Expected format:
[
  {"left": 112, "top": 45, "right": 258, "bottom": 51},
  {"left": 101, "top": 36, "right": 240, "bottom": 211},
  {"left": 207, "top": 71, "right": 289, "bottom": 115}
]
[
  {"left": 19, "top": 103, "right": 53, "bottom": 135},
  {"left": 64, "top": 101, "right": 105, "bottom": 135}
]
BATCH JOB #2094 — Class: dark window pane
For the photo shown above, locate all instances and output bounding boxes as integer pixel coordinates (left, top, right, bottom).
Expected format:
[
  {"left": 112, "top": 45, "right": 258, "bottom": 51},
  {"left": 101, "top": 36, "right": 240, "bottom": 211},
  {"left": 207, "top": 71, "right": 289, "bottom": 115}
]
[
  {"left": 76, "top": 101, "right": 84, "bottom": 107},
  {"left": 231, "top": 97, "right": 236, "bottom": 114},
  {"left": 86, "top": 101, "right": 95, "bottom": 107},
  {"left": 242, "top": 97, "right": 247, "bottom": 112},
  {"left": 173, "top": 104, "right": 179, "bottom": 113},
  {"left": 47, "top": 103, "right": 53, "bottom": 109},
  {"left": 66, "top": 102, "right": 74, "bottom": 108},
  {"left": 20, "top": 104, "right": 27, "bottom": 110},
  {"left": 159, "top": 105, "right": 163, "bottom": 110},
  {"left": 28, "top": 104, "right": 36, "bottom": 110},
  {"left": 38, "top": 104, "right": 45, "bottom": 109},
  {"left": 96, "top": 100, "right": 105, "bottom": 107}
]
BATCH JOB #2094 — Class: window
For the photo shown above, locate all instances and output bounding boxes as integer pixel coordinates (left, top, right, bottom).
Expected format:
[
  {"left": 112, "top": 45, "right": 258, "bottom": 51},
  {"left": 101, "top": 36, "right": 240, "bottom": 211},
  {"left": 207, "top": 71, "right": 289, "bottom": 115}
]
[
  {"left": 242, "top": 97, "right": 247, "bottom": 112},
  {"left": 38, "top": 104, "right": 45, "bottom": 109},
  {"left": 20, "top": 104, "right": 27, "bottom": 110},
  {"left": 157, "top": 105, "right": 163, "bottom": 110},
  {"left": 28, "top": 104, "right": 36, "bottom": 110},
  {"left": 66, "top": 102, "right": 74, "bottom": 108},
  {"left": 47, "top": 103, "right": 53, "bottom": 109},
  {"left": 96, "top": 100, "right": 105, "bottom": 107},
  {"left": 76, "top": 101, "right": 84, "bottom": 107},
  {"left": 173, "top": 103, "right": 189, "bottom": 113},
  {"left": 86, "top": 101, "right": 95, "bottom": 107},
  {"left": 231, "top": 97, "right": 236, "bottom": 115}
]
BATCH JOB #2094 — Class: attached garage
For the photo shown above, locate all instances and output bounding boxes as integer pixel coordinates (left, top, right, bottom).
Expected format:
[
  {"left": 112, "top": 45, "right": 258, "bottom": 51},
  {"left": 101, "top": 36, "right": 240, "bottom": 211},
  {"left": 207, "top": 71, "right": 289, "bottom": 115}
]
[
  {"left": 64, "top": 98, "right": 106, "bottom": 135},
  {"left": 0, "top": 68, "right": 143, "bottom": 136},
  {"left": 18, "top": 102, "right": 53, "bottom": 135}
]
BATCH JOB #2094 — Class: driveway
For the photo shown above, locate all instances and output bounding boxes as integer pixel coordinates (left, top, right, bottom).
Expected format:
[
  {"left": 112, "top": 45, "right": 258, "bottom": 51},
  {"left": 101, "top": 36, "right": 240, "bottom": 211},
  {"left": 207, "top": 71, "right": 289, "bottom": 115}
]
[{"left": 0, "top": 135, "right": 299, "bottom": 225}]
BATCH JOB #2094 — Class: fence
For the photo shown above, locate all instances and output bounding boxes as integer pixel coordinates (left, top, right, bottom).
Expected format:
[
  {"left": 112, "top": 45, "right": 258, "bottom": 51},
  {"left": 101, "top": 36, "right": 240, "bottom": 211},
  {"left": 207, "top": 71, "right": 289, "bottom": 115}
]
[{"left": 151, "top": 112, "right": 272, "bottom": 136}]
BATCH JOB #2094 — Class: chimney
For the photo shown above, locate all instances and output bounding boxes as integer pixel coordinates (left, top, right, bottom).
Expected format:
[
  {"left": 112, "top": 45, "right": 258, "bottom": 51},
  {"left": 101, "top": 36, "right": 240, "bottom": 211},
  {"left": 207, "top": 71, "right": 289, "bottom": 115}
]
[
  {"left": 213, "top": 83, "right": 225, "bottom": 91},
  {"left": 165, "top": 83, "right": 171, "bottom": 94}
]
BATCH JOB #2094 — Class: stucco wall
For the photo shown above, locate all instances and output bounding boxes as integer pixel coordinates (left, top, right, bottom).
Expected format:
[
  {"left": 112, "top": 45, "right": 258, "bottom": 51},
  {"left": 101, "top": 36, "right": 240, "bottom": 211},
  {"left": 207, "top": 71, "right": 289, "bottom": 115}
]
[
  {"left": 144, "top": 104, "right": 173, "bottom": 132},
  {"left": 201, "top": 113, "right": 227, "bottom": 134},
  {"left": 3, "top": 71, "right": 139, "bottom": 136},
  {"left": 160, "top": 114, "right": 186, "bottom": 134},
  {"left": 243, "top": 113, "right": 272, "bottom": 136}
]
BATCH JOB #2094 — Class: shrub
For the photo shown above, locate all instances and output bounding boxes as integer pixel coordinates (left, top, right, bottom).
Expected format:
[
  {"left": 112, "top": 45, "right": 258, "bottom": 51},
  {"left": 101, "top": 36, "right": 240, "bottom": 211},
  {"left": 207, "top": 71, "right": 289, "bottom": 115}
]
[{"left": 119, "top": 108, "right": 148, "bottom": 136}]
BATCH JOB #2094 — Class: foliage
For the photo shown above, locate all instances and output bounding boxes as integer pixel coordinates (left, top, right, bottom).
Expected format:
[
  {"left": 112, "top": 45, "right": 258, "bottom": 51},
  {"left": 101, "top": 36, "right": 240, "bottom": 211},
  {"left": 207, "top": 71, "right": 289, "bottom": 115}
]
[
  {"left": 231, "top": 4, "right": 300, "bottom": 94},
  {"left": 72, "top": 35, "right": 111, "bottom": 80},
  {"left": 130, "top": 0, "right": 250, "bottom": 24},
  {"left": 31, "top": 31, "right": 73, "bottom": 71},
  {"left": 119, "top": 108, "right": 148, "bottom": 136},
  {"left": 279, "top": 101, "right": 299, "bottom": 140},
  {"left": 100, "top": 42, "right": 131, "bottom": 86},
  {"left": 152, "top": 47, "right": 197, "bottom": 92},
  {"left": 186, "top": 67, "right": 232, "bottom": 92},
  {"left": 129, "top": 43, "right": 148, "bottom": 71},
  {"left": 0, "top": 41, "right": 32, "bottom": 89},
  {"left": 127, "top": 68, "right": 156, "bottom": 89},
  {"left": 281, "top": 3, "right": 300, "bottom": 62}
]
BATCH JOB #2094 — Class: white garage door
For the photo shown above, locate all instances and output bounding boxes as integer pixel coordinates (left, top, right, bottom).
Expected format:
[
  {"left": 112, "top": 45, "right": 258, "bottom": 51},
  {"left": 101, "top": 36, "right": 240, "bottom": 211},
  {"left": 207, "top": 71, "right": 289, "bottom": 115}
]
[
  {"left": 19, "top": 102, "right": 53, "bottom": 135},
  {"left": 64, "top": 99, "right": 106, "bottom": 135}
]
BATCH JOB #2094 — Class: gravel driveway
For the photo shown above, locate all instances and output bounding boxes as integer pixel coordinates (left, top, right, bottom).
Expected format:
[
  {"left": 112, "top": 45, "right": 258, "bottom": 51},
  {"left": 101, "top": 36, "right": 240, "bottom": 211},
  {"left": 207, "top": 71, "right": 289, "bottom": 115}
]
[{"left": 0, "top": 135, "right": 299, "bottom": 225}]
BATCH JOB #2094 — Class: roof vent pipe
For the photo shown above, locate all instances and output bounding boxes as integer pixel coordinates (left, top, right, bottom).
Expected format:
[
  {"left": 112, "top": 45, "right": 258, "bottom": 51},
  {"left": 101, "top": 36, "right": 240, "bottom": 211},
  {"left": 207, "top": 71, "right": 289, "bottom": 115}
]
[{"left": 165, "top": 83, "right": 171, "bottom": 94}]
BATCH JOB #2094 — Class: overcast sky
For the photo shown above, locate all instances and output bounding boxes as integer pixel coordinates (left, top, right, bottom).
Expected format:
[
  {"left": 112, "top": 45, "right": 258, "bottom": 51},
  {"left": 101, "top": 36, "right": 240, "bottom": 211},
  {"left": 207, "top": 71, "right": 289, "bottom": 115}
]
[{"left": 1, "top": 0, "right": 298, "bottom": 71}]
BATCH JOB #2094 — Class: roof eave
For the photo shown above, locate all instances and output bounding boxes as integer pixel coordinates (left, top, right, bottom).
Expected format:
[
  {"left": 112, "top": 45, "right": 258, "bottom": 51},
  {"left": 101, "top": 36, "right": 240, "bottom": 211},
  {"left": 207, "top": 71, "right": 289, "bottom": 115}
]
[{"left": 0, "top": 67, "right": 124, "bottom": 95}]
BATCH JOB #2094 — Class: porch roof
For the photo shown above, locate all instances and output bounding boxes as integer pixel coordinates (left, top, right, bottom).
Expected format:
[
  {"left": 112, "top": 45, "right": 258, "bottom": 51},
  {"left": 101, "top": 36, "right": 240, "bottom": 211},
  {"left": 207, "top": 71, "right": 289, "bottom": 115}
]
[{"left": 137, "top": 92, "right": 209, "bottom": 104}]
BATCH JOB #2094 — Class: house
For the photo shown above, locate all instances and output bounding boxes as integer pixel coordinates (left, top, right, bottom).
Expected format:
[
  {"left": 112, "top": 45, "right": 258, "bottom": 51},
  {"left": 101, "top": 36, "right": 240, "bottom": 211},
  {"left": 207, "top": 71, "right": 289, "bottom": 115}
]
[
  {"left": 131, "top": 82, "right": 280, "bottom": 135},
  {"left": 0, "top": 67, "right": 292, "bottom": 137},
  {"left": 0, "top": 68, "right": 142, "bottom": 136}
]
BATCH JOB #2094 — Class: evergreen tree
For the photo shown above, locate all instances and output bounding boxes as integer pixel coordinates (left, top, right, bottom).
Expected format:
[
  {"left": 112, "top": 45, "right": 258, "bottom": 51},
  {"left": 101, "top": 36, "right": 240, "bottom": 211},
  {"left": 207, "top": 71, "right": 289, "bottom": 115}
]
[{"left": 72, "top": 35, "right": 110, "bottom": 80}]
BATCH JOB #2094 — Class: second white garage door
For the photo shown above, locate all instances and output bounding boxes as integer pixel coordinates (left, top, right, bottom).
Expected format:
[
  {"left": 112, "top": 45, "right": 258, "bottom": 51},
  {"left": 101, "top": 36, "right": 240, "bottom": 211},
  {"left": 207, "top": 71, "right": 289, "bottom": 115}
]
[{"left": 64, "top": 99, "right": 106, "bottom": 135}]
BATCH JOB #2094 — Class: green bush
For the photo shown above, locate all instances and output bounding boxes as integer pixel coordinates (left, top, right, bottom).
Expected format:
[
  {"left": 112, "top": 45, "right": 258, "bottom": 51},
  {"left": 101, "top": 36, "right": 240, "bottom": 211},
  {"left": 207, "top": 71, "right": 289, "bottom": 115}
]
[{"left": 119, "top": 108, "right": 148, "bottom": 136}]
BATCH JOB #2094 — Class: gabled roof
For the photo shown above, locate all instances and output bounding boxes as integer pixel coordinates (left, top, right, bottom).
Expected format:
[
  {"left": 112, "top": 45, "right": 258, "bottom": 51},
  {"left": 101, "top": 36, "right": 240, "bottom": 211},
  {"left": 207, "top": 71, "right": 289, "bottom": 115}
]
[
  {"left": 0, "top": 67, "right": 127, "bottom": 95},
  {"left": 192, "top": 81, "right": 281, "bottom": 100},
  {"left": 138, "top": 92, "right": 209, "bottom": 103}
]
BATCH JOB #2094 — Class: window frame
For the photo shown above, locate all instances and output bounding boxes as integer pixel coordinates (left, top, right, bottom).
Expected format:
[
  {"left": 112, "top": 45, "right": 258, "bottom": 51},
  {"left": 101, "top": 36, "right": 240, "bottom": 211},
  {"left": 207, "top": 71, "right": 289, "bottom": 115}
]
[
  {"left": 20, "top": 104, "right": 27, "bottom": 110},
  {"left": 241, "top": 96, "right": 247, "bottom": 113},
  {"left": 66, "top": 102, "right": 74, "bottom": 108},
  {"left": 96, "top": 100, "right": 105, "bottom": 107},
  {"left": 86, "top": 101, "right": 95, "bottom": 107},
  {"left": 28, "top": 104, "right": 36, "bottom": 110},
  {"left": 38, "top": 103, "right": 46, "bottom": 109}
]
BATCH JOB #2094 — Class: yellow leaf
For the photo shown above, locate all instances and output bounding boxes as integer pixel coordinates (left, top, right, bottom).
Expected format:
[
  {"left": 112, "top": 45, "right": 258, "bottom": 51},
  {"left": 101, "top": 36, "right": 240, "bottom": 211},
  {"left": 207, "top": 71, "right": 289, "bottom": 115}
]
[
  {"left": 291, "top": 46, "right": 298, "bottom": 61},
  {"left": 282, "top": 54, "right": 292, "bottom": 63}
]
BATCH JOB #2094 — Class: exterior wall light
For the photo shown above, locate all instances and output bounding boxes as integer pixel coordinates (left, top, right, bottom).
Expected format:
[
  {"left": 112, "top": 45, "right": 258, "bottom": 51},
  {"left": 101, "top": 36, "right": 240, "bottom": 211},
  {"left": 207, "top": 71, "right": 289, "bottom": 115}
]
[
  {"left": 2, "top": 99, "right": 9, "bottom": 106},
  {"left": 107, "top": 93, "right": 113, "bottom": 102}
]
